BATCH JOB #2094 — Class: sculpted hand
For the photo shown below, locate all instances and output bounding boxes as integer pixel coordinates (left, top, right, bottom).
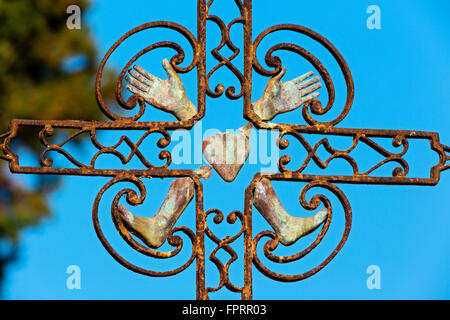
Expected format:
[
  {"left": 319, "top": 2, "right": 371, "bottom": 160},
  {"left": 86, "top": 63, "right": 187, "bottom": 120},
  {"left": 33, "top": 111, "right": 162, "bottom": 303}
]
[
  {"left": 252, "top": 67, "right": 322, "bottom": 121},
  {"left": 126, "top": 59, "right": 197, "bottom": 121}
]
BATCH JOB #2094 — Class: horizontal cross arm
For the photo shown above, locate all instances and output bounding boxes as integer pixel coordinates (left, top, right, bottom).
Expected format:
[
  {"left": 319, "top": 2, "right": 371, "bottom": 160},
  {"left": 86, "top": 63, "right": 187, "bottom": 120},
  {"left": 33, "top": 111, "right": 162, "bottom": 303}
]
[{"left": 1, "top": 119, "right": 448, "bottom": 185}]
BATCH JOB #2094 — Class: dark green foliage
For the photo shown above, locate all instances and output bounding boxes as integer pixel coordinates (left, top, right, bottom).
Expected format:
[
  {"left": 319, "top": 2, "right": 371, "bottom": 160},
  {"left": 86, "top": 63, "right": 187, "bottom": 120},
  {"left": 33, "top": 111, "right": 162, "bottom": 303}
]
[{"left": 0, "top": 0, "right": 114, "bottom": 293}]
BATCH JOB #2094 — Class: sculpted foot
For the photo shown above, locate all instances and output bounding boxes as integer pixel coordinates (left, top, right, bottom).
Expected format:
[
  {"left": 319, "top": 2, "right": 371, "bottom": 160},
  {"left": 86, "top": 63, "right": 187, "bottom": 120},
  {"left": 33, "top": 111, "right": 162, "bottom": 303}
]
[
  {"left": 253, "top": 178, "right": 328, "bottom": 246},
  {"left": 118, "top": 166, "right": 212, "bottom": 249}
]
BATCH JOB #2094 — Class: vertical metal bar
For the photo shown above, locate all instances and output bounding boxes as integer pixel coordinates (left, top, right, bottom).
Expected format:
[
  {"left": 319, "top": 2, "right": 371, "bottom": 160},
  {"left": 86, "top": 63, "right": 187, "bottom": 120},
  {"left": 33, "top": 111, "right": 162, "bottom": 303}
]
[
  {"left": 195, "top": 180, "right": 207, "bottom": 300},
  {"left": 242, "top": 0, "right": 254, "bottom": 300},
  {"left": 196, "top": 0, "right": 207, "bottom": 300},
  {"left": 196, "top": 0, "right": 207, "bottom": 120},
  {"left": 243, "top": 0, "right": 253, "bottom": 121},
  {"left": 243, "top": 181, "right": 255, "bottom": 300}
]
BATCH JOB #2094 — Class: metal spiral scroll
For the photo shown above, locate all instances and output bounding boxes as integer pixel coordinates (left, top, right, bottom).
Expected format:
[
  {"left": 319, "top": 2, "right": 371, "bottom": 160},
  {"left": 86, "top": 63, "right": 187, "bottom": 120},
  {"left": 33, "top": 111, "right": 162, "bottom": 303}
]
[
  {"left": 95, "top": 21, "right": 198, "bottom": 122},
  {"left": 252, "top": 24, "right": 354, "bottom": 127},
  {"left": 92, "top": 176, "right": 196, "bottom": 277},
  {"left": 206, "top": 0, "right": 245, "bottom": 100},
  {"left": 37, "top": 125, "right": 173, "bottom": 170},
  {"left": 205, "top": 209, "right": 245, "bottom": 295},
  {"left": 276, "top": 132, "right": 410, "bottom": 177},
  {"left": 252, "top": 180, "right": 352, "bottom": 282}
]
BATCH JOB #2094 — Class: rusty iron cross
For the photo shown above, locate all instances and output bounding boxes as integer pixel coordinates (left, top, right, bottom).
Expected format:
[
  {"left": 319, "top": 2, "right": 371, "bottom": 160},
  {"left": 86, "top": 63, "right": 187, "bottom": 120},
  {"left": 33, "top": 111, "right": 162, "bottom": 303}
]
[{"left": 0, "top": 0, "right": 449, "bottom": 300}]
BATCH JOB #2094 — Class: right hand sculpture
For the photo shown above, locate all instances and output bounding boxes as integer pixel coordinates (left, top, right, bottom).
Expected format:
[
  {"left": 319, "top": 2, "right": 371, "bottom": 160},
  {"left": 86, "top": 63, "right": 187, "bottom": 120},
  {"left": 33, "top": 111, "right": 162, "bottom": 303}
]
[
  {"left": 252, "top": 67, "right": 322, "bottom": 121},
  {"left": 126, "top": 59, "right": 197, "bottom": 121}
]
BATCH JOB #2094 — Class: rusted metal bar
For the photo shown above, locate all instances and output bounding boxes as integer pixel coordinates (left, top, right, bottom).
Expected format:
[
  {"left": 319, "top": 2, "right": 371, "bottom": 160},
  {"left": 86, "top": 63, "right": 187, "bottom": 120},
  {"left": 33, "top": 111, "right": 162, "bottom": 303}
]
[{"left": 2, "top": 121, "right": 447, "bottom": 186}]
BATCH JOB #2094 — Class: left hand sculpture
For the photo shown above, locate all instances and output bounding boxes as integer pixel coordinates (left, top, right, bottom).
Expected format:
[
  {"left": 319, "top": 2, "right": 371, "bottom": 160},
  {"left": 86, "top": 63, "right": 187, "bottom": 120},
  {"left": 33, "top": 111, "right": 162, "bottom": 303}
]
[
  {"left": 252, "top": 67, "right": 322, "bottom": 121},
  {"left": 126, "top": 59, "right": 197, "bottom": 121}
]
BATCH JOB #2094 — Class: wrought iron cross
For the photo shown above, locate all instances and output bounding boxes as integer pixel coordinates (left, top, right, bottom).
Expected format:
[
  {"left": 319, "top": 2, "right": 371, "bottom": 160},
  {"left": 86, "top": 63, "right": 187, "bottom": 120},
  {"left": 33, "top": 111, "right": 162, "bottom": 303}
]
[{"left": 0, "top": 0, "right": 449, "bottom": 300}]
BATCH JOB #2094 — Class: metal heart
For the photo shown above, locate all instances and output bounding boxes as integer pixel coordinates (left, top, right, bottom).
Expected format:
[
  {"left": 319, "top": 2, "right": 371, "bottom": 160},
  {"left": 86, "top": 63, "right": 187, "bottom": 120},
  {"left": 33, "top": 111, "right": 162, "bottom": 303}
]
[{"left": 202, "top": 124, "right": 252, "bottom": 182}]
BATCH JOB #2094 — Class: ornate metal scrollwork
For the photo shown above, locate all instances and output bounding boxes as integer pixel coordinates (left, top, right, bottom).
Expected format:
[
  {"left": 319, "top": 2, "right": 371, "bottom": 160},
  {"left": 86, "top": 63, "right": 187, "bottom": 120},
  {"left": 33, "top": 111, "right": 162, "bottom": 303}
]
[
  {"left": 206, "top": 0, "right": 246, "bottom": 99},
  {"left": 252, "top": 24, "right": 354, "bottom": 127},
  {"left": 95, "top": 22, "right": 199, "bottom": 123},
  {"left": 92, "top": 176, "right": 197, "bottom": 276},
  {"left": 0, "top": 0, "right": 448, "bottom": 300},
  {"left": 252, "top": 180, "right": 351, "bottom": 282},
  {"left": 205, "top": 209, "right": 245, "bottom": 295},
  {"left": 38, "top": 125, "right": 172, "bottom": 170}
]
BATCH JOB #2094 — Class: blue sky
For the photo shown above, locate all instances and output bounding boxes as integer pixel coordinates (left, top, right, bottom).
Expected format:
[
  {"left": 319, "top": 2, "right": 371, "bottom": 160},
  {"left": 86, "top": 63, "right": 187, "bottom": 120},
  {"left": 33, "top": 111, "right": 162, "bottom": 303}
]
[{"left": 3, "top": 0, "right": 450, "bottom": 299}]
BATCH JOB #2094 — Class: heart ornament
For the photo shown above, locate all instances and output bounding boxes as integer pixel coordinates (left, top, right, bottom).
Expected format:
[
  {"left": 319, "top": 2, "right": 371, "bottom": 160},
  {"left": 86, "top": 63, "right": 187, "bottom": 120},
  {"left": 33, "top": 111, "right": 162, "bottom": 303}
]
[{"left": 202, "top": 124, "right": 252, "bottom": 182}]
